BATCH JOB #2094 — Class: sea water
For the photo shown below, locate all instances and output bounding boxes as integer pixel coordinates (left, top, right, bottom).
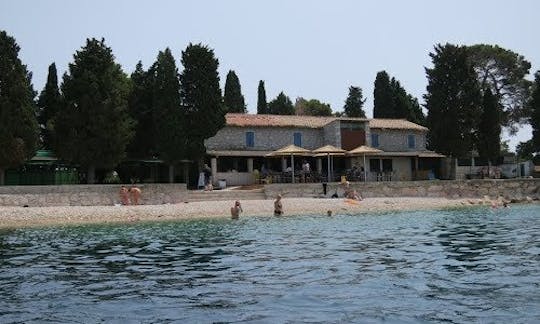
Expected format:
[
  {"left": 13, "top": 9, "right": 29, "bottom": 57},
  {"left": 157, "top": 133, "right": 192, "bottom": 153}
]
[{"left": 0, "top": 205, "right": 539, "bottom": 323}]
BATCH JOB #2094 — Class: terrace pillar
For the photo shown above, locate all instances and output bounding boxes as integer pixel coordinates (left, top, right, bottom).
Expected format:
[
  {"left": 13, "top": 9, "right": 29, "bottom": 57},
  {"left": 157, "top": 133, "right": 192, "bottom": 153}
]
[
  {"left": 282, "top": 157, "right": 287, "bottom": 171},
  {"left": 247, "top": 158, "right": 254, "bottom": 172},
  {"left": 317, "top": 158, "right": 322, "bottom": 173},
  {"left": 211, "top": 157, "right": 217, "bottom": 185}
]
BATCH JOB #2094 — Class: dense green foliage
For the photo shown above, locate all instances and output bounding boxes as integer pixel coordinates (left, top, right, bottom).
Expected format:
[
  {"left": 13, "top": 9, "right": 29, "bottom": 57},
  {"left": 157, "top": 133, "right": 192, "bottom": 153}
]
[
  {"left": 343, "top": 86, "right": 366, "bottom": 118},
  {"left": 223, "top": 70, "right": 246, "bottom": 113},
  {"left": 54, "top": 38, "right": 133, "bottom": 183},
  {"left": 150, "top": 49, "right": 186, "bottom": 165},
  {"left": 424, "top": 44, "right": 482, "bottom": 157},
  {"left": 126, "top": 61, "right": 155, "bottom": 159},
  {"left": 180, "top": 43, "right": 225, "bottom": 160},
  {"left": 268, "top": 92, "right": 295, "bottom": 115},
  {"left": 477, "top": 88, "right": 501, "bottom": 162},
  {"left": 373, "top": 71, "right": 425, "bottom": 124},
  {"left": 373, "top": 71, "right": 393, "bottom": 118},
  {"left": 531, "top": 71, "right": 540, "bottom": 153},
  {"left": 468, "top": 44, "right": 532, "bottom": 129},
  {"left": 295, "top": 98, "right": 332, "bottom": 116},
  {"left": 0, "top": 30, "right": 39, "bottom": 184},
  {"left": 37, "top": 63, "right": 61, "bottom": 150},
  {"left": 257, "top": 80, "right": 267, "bottom": 114}
]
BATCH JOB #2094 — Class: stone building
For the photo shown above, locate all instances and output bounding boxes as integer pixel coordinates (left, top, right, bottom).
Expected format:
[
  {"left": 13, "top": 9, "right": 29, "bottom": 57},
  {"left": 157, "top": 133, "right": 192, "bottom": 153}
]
[{"left": 204, "top": 113, "right": 444, "bottom": 185}]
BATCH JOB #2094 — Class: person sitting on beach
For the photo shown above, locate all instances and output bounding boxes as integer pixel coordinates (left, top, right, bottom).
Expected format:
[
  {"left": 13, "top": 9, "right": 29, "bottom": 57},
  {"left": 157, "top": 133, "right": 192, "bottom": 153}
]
[
  {"left": 274, "top": 194, "right": 283, "bottom": 216},
  {"left": 129, "top": 186, "right": 141, "bottom": 205},
  {"left": 231, "top": 200, "right": 243, "bottom": 219},
  {"left": 343, "top": 181, "right": 362, "bottom": 201},
  {"left": 119, "top": 186, "right": 130, "bottom": 205}
]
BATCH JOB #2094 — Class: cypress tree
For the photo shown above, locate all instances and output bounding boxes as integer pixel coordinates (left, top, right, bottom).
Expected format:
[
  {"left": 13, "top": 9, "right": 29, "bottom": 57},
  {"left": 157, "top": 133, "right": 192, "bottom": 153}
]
[
  {"left": 257, "top": 80, "right": 267, "bottom": 114},
  {"left": 55, "top": 38, "right": 134, "bottom": 183},
  {"left": 37, "top": 63, "right": 61, "bottom": 150},
  {"left": 127, "top": 61, "right": 155, "bottom": 160},
  {"left": 373, "top": 71, "right": 393, "bottom": 118},
  {"left": 424, "top": 43, "right": 482, "bottom": 157},
  {"left": 0, "top": 31, "right": 39, "bottom": 185},
  {"left": 151, "top": 49, "right": 185, "bottom": 182},
  {"left": 180, "top": 43, "right": 226, "bottom": 160},
  {"left": 268, "top": 92, "right": 295, "bottom": 115},
  {"left": 477, "top": 88, "right": 501, "bottom": 163},
  {"left": 530, "top": 71, "right": 540, "bottom": 153},
  {"left": 223, "top": 70, "right": 246, "bottom": 113},
  {"left": 343, "top": 86, "right": 366, "bottom": 118}
]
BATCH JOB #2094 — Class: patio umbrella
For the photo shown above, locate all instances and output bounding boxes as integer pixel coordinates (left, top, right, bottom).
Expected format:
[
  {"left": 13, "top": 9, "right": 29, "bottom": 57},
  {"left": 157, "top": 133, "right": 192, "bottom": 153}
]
[
  {"left": 312, "top": 145, "right": 346, "bottom": 182},
  {"left": 347, "top": 145, "right": 383, "bottom": 182},
  {"left": 268, "top": 144, "right": 312, "bottom": 183}
]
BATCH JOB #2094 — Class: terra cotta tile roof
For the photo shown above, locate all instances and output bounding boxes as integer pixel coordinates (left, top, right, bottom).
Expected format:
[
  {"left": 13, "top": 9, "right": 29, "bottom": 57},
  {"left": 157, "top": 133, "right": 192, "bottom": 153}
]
[{"left": 225, "top": 113, "right": 427, "bottom": 131}]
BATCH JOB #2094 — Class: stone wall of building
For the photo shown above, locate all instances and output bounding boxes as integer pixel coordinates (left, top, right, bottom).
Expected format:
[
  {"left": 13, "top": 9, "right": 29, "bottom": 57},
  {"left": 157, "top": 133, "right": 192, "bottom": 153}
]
[
  {"left": 205, "top": 126, "right": 324, "bottom": 151},
  {"left": 323, "top": 121, "right": 341, "bottom": 148},
  {"left": 264, "top": 179, "right": 540, "bottom": 202},
  {"left": 0, "top": 184, "right": 188, "bottom": 207},
  {"left": 371, "top": 129, "right": 427, "bottom": 151}
]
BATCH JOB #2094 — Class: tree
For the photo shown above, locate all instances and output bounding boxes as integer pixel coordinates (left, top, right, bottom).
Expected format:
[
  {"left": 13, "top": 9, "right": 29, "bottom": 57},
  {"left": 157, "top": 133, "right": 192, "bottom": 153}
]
[
  {"left": 257, "top": 80, "right": 267, "bottom": 114},
  {"left": 468, "top": 44, "right": 532, "bottom": 129},
  {"left": 516, "top": 140, "right": 534, "bottom": 160},
  {"left": 180, "top": 43, "right": 226, "bottom": 161},
  {"left": 0, "top": 31, "right": 39, "bottom": 185},
  {"left": 268, "top": 92, "right": 294, "bottom": 115},
  {"left": 223, "top": 70, "right": 246, "bottom": 113},
  {"left": 295, "top": 98, "right": 332, "bottom": 116},
  {"left": 373, "top": 71, "right": 394, "bottom": 118},
  {"left": 54, "top": 38, "right": 134, "bottom": 183},
  {"left": 126, "top": 61, "right": 155, "bottom": 160},
  {"left": 37, "top": 63, "right": 61, "bottom": 150},
  {"left": 530, "top": 71, "right": 540, "bottom": 154},
  {"left": 477, "top": 88, "right": 501, "bottom": 163},
  {"left": 424, "top": 43, "right": 482, "bottom": 157},
  {"left": 151, "top": 49, "right": 186, "bottom": 181},
  {"left": 343, "top": 86, "right": 366, "bottom": 118}
]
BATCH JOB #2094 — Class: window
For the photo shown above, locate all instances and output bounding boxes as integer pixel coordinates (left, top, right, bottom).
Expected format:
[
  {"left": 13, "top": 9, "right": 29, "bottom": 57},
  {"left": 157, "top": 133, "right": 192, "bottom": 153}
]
[
  {"left": 246, "top": 131, "right": 254, "bottom": 147},
  {"left": 293, "top": 132, "right": 302, "bottom": 146},
  {"left": 369, "top": 158, "right": 381, "bottom": 172},
  {"left": 408, "top": 134, "right": 415, "bottom": 149},
  {"left": 371, "top": 133, "right": 379, "bottom": 147},
  {"left": 382, "top": 159, "right": 393, "bottom": 172}
]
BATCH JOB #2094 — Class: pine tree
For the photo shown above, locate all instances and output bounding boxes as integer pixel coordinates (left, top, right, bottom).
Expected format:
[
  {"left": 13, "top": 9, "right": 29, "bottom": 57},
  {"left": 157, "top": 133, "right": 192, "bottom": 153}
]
[
  {"left": 37, "top": 63, "right": 61, "bottom": 150},
  {"left": 54, "top": 38, "right": 134, "bottom": 183},
  {"left": 180, "top": 43, "right": 225, "bottom": 160},
  {"left": 257, "top": 80, "right": 267, "bottom": 114},
  {"left": 295, "top": 98, "right": 332, "bottom": 116},
  {"left": 150, "top": 49, "right": 186, "bottom": 182},
  {"left": 477, "top": 88, "right": 501, "bottom": 162},
  {"left": 424, "top": 43, "right": 482, "bottom": 157},
  {"left": 0, "top": 31, "right": 39, "bottom": 185},
  {"left": 343, "top": 86, "right": 366, "bottom": 118},
  {"left": 373, "top": 71, "right": 394, "bottom": 118},
  {"left": 268, "top": 92, "right": 295, "bottom": 115},
  {"left": 530, "top": 71, "right": 540, "bottom": 153},
  {"left": 127, "top": 61, "right": 155, "bottom": 160},
  {"left": 223, "top": 70, "right": 246, "bottom": 113}
]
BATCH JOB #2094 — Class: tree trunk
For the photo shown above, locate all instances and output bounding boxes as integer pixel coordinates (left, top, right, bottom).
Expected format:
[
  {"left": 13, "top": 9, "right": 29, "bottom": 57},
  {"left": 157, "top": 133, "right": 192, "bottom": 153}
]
[
  {"left": 0, "top": 167, "right": 4, "bottom": 186},
  {"left": 87, "top": 165, "right": 96, "bottom": 184},
  {"left": 169, "top": 164, "right": 174, "bottom": 183}
]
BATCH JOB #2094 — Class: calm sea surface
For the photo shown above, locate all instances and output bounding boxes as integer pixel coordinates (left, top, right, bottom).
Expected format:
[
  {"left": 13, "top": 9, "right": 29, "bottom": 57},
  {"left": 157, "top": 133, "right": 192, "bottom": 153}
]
[{"left": 1, "top": 205, "right": 539, "bottom": 323}]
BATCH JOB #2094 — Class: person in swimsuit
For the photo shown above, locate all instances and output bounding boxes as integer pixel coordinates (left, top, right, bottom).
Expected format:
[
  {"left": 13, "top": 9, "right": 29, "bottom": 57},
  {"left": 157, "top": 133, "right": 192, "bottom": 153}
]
[
  {"left": 231, "top": 200, "right": 243, "bottom": 219},
  {"left": 274, "top": 194, "right": 283, "bottom": 216},
  {"left": 129, "top": 186, "right": 142, "bottom": 205},
  {"left": 119, "top": 186, "right": 130, "bottom": 205}
]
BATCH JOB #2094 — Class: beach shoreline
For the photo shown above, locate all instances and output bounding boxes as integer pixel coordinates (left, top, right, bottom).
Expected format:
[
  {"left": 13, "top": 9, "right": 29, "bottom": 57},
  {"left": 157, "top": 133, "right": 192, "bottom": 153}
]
[{"left": 0, "top": 197, "right": 514, "bottom": 229}]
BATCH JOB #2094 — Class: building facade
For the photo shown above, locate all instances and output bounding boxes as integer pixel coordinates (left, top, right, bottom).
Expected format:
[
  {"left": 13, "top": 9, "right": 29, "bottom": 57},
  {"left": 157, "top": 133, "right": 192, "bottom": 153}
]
[{"left": 205, "top": 114, "right": 443, "bottom": 186}]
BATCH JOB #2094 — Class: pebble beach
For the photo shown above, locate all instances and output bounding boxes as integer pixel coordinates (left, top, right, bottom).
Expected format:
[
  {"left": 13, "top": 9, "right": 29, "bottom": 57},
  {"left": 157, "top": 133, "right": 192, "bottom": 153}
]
[{"left": 0, "top": 197, "right": 487, "bottom": 229}]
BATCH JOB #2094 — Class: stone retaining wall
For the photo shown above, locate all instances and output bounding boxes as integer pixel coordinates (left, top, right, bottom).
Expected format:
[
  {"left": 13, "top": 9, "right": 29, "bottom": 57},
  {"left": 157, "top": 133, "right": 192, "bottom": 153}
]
[
  {"left": 265, "top": 179, "right": 540, "bottom": 202},
  {"left": 0, "top": 184, "right": 188, "bottom": 207}
]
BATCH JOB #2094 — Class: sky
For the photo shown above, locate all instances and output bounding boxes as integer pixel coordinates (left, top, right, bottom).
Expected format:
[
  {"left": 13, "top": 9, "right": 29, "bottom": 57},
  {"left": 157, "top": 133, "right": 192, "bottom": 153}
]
[{"left": 1, "top": 0, "right": 538, "bottom": 151}]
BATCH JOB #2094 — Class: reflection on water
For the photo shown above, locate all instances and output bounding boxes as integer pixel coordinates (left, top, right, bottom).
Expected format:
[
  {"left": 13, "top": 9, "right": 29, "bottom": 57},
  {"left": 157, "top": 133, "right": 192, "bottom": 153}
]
[{"left": 1, "top": 205, "right": 539, "bottom": 323}]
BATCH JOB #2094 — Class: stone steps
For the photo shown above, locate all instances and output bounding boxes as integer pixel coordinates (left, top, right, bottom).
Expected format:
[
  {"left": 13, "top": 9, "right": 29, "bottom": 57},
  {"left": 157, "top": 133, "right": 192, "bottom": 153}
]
[{"left": 188, "top": 189, "right": 267, "bottom": 202}]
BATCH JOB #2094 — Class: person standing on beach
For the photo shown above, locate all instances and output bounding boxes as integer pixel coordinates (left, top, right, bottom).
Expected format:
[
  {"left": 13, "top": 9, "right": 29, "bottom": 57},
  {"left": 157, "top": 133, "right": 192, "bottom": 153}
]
[
  {"left": 274, "top": 194, "right": 283, "bottom": 216},
  {"left": 119, "top": 186, "right": 130, "bottom": 205},
  {"left": 129, "top": 186, "right": 141, "bottom": 205},
  {"left": 231, "top": 200, "right": 243, "bottom": 219}
]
